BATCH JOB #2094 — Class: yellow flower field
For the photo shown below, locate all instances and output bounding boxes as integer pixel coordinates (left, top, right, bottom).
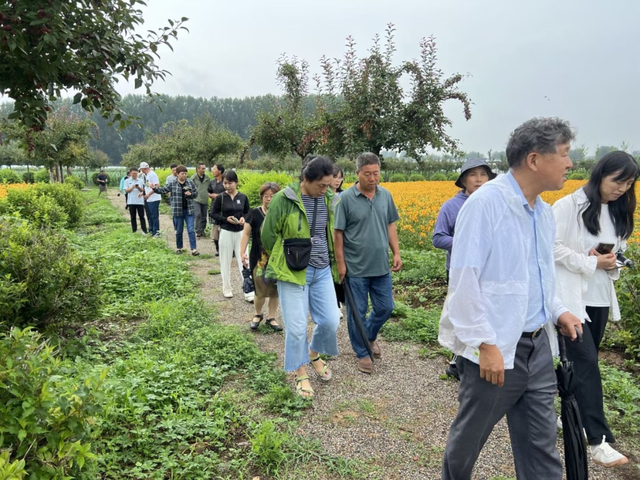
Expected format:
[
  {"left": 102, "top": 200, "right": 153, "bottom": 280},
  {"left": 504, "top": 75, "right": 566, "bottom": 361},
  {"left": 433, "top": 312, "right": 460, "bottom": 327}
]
[
  {"left": 0, "top": 183, "right": 32, "bottom": 200},
  {"left": 381, "top": 180, "right": 640, "bottom": 249}
]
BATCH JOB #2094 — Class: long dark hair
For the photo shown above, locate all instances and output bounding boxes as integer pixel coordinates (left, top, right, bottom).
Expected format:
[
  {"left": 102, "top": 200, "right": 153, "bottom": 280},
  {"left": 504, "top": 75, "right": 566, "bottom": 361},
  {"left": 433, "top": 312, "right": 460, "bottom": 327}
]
[{"left": 582, "top": 151, "right": 639, "bottom": 239}]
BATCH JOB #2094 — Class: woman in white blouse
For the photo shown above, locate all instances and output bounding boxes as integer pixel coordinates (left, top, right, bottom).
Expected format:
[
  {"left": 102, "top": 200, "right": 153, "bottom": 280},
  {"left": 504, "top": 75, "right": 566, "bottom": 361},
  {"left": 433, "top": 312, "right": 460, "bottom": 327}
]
[{"left": 553, "top": 150, "right": 638, "bottom": 468}]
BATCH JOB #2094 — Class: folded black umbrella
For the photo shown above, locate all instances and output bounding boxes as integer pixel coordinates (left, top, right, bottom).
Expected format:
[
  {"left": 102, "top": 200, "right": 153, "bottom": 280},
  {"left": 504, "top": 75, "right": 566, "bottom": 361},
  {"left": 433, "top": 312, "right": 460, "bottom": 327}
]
[
  {"left": 343, "top": 278, "right": 374, "bottom": 360},
  {"left": 242, "top": 267, "right": 254, "bottom": 294},
  {"left": 556, "top": 327, "right": 588, "bottom": 480}
]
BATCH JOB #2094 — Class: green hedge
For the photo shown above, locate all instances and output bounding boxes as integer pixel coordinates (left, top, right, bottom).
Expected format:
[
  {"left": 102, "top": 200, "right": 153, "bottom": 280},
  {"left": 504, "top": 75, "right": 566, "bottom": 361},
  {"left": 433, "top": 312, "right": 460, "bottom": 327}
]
[
  {"left": 238, "top": 170, "right": 295, "bottom": 208},
  {"left": 22, "top": 172, "right": 35, "bottom": 184},
  {"left": 34, "top": 168, "right": 51, "bottom": 183},
  {"left": 430, "top": 173, "right": 447, "bottom": 181},
  {"left": 0, "top": 219, "right": 101, "bottom": 330},
  {"left": 0, "top": 169, "right": 21, "bottom": 184},
  {"left": 409, "top": 173, "right": 426, "bottom": 182},
  {"left": 64, "top": 174, "right": 85, "bottom": 190},
  {"left": 389, "top": 173, "right": 407, "bottom": 182}
]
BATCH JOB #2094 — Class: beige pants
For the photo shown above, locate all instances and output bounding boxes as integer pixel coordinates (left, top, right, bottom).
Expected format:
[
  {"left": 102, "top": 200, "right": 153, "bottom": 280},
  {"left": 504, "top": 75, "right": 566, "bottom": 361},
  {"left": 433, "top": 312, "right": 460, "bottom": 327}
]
[{"left": 219, "top": 229, "right": 243, "bottom": 296}]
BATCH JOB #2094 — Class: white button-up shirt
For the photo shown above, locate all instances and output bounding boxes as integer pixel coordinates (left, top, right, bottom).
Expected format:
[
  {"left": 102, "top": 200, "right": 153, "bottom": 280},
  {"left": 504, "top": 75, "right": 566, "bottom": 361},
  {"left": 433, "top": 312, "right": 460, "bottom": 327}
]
[{"left": 438, "top": 173, "right": 568, "bottom": 369}]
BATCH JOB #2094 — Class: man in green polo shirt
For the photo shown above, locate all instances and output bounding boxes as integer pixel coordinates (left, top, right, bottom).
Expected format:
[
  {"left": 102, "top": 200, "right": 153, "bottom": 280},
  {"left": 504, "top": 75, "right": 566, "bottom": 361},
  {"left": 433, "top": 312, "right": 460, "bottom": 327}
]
[{"left": 334, "top": 152, "right": 402, "bottom": 374}]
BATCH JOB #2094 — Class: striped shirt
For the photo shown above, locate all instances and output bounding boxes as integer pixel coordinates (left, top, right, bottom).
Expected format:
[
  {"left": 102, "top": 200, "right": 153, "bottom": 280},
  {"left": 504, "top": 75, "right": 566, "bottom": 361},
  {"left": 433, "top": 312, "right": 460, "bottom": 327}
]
[{"left": 302, "top": 194, "right": 330, "bottom": 268}]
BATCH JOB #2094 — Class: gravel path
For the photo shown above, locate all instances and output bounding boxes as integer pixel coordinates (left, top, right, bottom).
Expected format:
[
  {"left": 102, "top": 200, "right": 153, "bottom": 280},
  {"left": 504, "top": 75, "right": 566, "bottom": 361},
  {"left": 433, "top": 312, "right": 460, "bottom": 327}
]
[{"left": 108, "top": 190, "right": 637, "bottom": 480}]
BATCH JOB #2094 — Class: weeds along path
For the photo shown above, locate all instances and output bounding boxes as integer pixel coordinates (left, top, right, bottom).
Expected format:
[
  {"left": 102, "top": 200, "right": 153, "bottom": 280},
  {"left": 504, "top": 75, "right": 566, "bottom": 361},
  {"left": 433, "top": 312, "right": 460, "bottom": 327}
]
[{"left": 106, "top": 189, "right": 628, "bottom": 480}]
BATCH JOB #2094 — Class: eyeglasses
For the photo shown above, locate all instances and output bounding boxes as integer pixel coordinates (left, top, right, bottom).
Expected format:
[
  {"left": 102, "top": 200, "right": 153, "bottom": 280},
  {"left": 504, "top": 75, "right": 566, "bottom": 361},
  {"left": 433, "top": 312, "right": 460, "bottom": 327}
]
[{"left": 261, "top": 194, "right": 274, "bottom": 199}]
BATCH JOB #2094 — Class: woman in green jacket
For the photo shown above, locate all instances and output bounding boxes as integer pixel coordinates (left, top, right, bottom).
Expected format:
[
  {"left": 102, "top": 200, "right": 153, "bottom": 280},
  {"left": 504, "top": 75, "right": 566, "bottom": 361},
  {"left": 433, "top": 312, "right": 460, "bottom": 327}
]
[{"left": 261, "top": 156, "right": 341, "bottom": 398}]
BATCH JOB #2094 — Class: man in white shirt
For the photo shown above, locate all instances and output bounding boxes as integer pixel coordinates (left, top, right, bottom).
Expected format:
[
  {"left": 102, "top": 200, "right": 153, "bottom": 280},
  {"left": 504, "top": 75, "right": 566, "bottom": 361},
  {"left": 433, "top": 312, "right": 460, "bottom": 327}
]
[
  {"left": 140, "top": 162, "right": 162, "bottom": 238},
  {"left": 439, "top": 117, "right": 583, "bottom": 480}
]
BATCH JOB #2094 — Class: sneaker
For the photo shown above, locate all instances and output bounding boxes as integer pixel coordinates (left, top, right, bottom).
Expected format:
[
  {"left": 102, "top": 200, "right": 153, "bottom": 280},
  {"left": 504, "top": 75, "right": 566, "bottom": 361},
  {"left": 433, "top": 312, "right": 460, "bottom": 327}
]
[
  {"left": 590, "top": 436, "right": 629, "bottom": 467},
  {"left": 153, "top": 232, "right": 161, "bottom": 238},
  {"left": 557, "top": 416, "right": 563, "bottom": 430},
  {"left": 223, "top": 292, "right": 233, "bottom": 298},
  {"left": 244, "top": 292, "right": 254, "bottom": 303},
  {"left": 339, "top": 310, "right": 344, "bottom": 319}
]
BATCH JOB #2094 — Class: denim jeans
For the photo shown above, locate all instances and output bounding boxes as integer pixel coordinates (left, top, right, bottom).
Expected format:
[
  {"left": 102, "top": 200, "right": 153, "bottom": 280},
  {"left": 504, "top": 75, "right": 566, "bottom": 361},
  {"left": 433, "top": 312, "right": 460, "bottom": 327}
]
[
  {"left": 146, "top": 200, "right": 160, "bottom": 235},
  {"left": 173, "top": 214, "right": 196, "bottom": 250},
  {"left": 345, "top": 273, "right": 394, "bottom": 359},
  {"left": 277, "top": 265, "right": 340, "bottom": 372}
]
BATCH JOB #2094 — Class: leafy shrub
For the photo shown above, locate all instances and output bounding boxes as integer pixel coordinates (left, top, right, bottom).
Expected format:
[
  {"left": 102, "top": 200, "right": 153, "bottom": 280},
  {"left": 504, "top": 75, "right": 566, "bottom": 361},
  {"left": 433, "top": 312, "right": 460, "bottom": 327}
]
[
  {"left": 0, "top": 190, "right": 69, "bottom": 228},
  {"left": 569, "top": 172, "right": 587, "bottom": 180},
  {"left": 237, "top": 170, "right": 295, "bottom": 207},
  {"left": 91, "top": 171, "right": 111, "bottom": 186},
  {"left": 617, "top": 246, "right": 640, "bottom": 359},
  {"left": 389, "top": 173, "right": 407, "bottom": 182},
  {"left": 601, "top": 363, "right": 640, "bottom": 439},
  {"left": 381, "top": 302, "right": 441, "bottom": 344},
  {"left": 0, "top": 169, "right": 21, "bottom": 184},
  {"left": 430, "top": 173, "right": 448, "bottom": 181},
  {"left": 448, "top": 172, "right": 459, "bottom": 181},
  {"left": 33, "top": 168, "right": 51, "bottom": 183},
  {"left": 0, "top": 328, "right": 103, "bottom": 478},
  {"left": 409, "top": 173, "right": 426, "bottom": 182},
  {"left": 249, "top": 420, "right": 288, "bottom": 475},
  {"left": 344, "top": 173, "right": 358, "bottom": 184},
  {"left": 22, "top": 171, "right": 34, "bottom": 184},
  {"left": 33, "top": 183, "right": 84, "bottom": 227},
  {"left": 64, "top": 174, "right": 85, "bottom": 190},
  {"left": 0, "top": 219, "right": 102, "bottom": 330}
]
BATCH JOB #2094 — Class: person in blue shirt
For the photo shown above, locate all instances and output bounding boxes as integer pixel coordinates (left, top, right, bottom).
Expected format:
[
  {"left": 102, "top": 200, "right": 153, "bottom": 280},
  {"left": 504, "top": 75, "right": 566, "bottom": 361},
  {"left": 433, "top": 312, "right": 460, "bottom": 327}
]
[
  {"left": 433, "top": 158, "right": 496, "bottom": 380},
  {"left": 439, "top": 118, "right": 583, "bottom": 480}
]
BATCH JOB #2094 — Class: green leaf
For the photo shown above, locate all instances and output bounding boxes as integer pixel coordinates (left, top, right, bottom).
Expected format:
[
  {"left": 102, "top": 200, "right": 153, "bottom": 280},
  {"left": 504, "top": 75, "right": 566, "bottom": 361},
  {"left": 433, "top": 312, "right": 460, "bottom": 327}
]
[
  {"left": 17, "top": 429, "right": 27, "bottom": 442},
  {"left": 73, "top": 93, "right": 82, "bottom": 104}
]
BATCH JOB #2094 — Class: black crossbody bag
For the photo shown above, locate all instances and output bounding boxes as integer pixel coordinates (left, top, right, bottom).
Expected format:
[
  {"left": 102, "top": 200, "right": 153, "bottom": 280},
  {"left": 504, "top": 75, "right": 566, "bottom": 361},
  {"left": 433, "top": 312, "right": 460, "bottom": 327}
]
[{"left": 283, "top": 198, "right": 318, "bottom": 271}]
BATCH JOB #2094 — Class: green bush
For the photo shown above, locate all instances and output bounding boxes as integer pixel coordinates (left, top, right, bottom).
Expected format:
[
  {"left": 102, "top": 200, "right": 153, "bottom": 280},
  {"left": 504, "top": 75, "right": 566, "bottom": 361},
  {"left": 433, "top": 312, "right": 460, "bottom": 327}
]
[
  {"left": 33, "top": 183, "right": 84, "bottom": 228},
  {"left": 389, "top": 173, "right": 407, "bottom": 182},
  {"left": 569, "top": 172, "right": 587, "bottom": 180},
  {"left": 344, "top": 173, "right": 358, "bottom": 184},
  {"left": 22, "top": 171, "right": 35, "bottom": 184},
  {"left": 409, "top": 173, "right": 426, "bottom": 182},
  {"left": 0, "top": 190, "right": 69, "bottom": 228},
  {"left": 0, "top": 169, "right": 21, "bottom": 184},
  {"left": 33, "top": 168, "right": 51, "bottom": 183},
  {"left": 0, "top": 328, "right": 102, "bottom": 479},
  {"left": 617, "top": 246, "right": 640, "bottom": 360},
  {"left": 237, "top": 170, "right": 295, "bottom": 207},
  {"left": 430, "top": 173, "right": 448, "bottom": 181},
  {"left": 448, "top": 172, "right": 460, "bottom": 181},
  {"left": 0, "top": 219, "right": 102, "bottom": 330},
  {"left": 64, "top": 174, "right": 85, "bottom": 190},
  {"left": 91, "top": 171, "right": 111, "bottom": 186}
]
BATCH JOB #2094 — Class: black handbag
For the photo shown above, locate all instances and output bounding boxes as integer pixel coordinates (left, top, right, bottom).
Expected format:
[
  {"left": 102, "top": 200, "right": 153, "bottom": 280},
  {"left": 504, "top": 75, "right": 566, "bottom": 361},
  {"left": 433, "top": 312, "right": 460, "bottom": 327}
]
[{"left": 283, "top": 198, "right": 318, "bottom": 271}]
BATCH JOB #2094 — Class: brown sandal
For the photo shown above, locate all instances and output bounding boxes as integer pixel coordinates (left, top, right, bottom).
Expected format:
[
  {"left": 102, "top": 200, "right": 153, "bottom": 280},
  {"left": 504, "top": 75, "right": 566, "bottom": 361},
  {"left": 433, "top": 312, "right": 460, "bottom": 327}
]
[{"left": 250, "top": 314, "right": 263, "bottom": 330}]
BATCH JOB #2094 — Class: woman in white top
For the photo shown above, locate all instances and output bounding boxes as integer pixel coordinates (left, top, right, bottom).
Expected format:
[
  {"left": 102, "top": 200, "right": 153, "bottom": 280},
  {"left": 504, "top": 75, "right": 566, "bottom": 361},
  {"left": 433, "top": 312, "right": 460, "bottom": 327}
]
[{"left": 553, "top": 150, "right": 638, "bottom": 468}]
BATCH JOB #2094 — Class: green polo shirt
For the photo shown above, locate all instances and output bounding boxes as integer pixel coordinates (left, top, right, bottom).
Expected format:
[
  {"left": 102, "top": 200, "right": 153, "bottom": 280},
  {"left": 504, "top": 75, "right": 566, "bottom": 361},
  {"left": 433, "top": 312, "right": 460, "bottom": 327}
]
[{"left": 334, "top": 184, "right": 399, "bottom": 278}]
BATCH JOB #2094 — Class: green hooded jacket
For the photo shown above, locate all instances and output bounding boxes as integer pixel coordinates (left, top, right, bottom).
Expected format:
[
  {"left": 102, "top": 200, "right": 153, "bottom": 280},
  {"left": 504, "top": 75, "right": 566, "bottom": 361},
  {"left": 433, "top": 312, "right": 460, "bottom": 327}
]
[{"left": 261, "top": 182, "right": 339, "bottom": 286}]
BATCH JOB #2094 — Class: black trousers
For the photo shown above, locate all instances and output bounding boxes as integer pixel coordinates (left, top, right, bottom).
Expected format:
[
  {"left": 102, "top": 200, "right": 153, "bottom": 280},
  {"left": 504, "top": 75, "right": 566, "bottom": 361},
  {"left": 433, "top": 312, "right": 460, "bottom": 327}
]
[
  {"left": 129, "top": 204, "right": 147, "bottom": 233},
  {"left": 565, "top": 306, "right": 614, "bottom": 445}
]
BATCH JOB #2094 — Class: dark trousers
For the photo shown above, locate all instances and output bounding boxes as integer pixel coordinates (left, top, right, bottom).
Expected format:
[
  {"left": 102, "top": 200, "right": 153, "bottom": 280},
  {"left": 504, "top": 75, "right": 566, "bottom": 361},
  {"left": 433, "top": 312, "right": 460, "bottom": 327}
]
[
  {"left": 565, "top": 306, "right": 614, "bottom": 445},
  {"left": 128, "top": 204, "right": 147, "bottom": 233},
  {"left": 194, "top": 202, "right": 208, "bottom": 235},
  {"left": 442, "top": 332, "right": 562, "bottom": 480}
]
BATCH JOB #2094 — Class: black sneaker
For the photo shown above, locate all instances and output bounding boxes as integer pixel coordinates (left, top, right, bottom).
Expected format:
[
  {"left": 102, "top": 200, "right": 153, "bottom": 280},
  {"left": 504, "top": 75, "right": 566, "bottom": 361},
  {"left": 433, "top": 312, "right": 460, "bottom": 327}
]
[
  {"left": 215, "top": 251, "right": 219, "bottom": 257},
  {"left": 445, "top": 364, "right": 460, "bottom": 380}
]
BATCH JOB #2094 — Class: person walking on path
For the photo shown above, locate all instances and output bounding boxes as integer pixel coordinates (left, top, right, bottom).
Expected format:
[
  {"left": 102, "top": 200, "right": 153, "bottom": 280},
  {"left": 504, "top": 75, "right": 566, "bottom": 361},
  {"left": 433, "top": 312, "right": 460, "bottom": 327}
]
[
  {"left": 191, "top": 162, "right": 211, "bottom": 238},
  {"left": 241, "top": 182, "right": 283, "bottom": 331},
  {"left": 123, "top": 168, "right": 148, "bottom": 235},
  {"left": 152, "top": 166, "right": 200, "bottom": 256},
  {"left": 210, "top": 170, "right": 250, "bottom": 298},
  {"left": 261, "top": 156, "right": 341, "bottom": 398},
  {"left": 553, "top": 151, "right": 637, "bottom": 467},
  {"left": 97, "top": 170, "right": 108, "bottom": 196},
  {"left": 208, "top": 164, "right": 225, "bottom": 256},
  {"left": 438, "top": 117, "right": 583, "bottom": 480},
  {"left": 140, "top": 162, "right": 162, "bottom": 238},
  {"left": 334, "top": 152, "right": 402, "bottom": 374},
  {"left": 433, "top": 158, "right": 496, "bottom": 379}
]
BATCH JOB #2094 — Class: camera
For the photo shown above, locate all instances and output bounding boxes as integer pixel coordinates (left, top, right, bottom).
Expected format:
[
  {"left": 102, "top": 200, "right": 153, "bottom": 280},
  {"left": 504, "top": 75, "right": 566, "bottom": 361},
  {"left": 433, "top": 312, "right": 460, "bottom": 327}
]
[{"left": 616, "top": 251, "right": 634, "bottom": 268}]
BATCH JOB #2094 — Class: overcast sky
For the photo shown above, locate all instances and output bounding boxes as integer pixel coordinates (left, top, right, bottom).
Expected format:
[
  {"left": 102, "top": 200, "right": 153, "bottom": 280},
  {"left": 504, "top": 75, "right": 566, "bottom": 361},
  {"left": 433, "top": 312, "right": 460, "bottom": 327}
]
[{"left": 124, "top": 0, "right": 640, "bottom": 154}]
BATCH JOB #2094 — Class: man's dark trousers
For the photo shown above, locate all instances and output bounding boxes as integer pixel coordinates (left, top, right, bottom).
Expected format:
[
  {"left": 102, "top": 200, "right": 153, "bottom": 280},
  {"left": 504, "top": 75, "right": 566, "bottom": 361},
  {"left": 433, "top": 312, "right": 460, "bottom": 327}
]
[
  {"left": 194, "top": 201, "right": 208, "bottom": 236},
  {"left": 442, "top": 331, "right": 562, "bottom": 480}
]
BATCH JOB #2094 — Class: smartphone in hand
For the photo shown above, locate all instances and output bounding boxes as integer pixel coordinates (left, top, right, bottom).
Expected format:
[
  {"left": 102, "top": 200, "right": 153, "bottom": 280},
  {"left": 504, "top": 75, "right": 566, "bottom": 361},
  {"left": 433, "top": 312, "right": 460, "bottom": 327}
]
[{"left": 595, "top": 243, "right": 615, "bottom": 255}]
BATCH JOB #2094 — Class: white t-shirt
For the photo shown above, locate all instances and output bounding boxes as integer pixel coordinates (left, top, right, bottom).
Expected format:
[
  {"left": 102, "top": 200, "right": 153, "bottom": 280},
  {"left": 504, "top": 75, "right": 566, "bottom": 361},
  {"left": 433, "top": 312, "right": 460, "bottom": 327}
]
[
  {"left": 584, "top": 204, "right": 617, "bottom": 307},
  {"left": 124, "top": 178, "right": 145, "bottom": 205},
  {"left": 145, "top": 171, "right": 161, "bottom": 203}
]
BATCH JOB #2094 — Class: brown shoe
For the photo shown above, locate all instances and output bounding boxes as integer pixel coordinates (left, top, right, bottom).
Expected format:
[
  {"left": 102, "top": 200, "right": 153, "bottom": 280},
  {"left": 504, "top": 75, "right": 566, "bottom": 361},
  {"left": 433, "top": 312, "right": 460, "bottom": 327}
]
[
  {"left": 357, "top": 356, "right": 373, "bottom": 374},
  {"left": 370, "top": 340, "right": 381, "bottom": 358}
]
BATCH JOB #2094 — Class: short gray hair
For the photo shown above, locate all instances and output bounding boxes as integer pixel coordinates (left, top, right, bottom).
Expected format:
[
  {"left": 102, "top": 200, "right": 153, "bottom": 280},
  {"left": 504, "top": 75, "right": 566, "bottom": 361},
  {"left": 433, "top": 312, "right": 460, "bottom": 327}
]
[
  {"left": 356, "top": 152, "right": 381, "bottom": 171},
  {"left": 506, "top": 118, "right": 575, "bottom": 168}
]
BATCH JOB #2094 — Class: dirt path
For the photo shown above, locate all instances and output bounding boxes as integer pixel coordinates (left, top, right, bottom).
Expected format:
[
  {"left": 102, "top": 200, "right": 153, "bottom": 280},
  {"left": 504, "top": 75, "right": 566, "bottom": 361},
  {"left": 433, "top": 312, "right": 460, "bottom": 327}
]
[{"left": 107, "top": 190, "right": 634, "bottom": 480}]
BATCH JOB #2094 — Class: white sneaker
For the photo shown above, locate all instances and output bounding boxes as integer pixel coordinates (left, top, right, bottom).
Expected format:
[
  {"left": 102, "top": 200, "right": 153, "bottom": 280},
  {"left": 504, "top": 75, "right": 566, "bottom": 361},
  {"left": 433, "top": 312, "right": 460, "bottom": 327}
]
[
  {"left": 223, "top": 292, "right": 233, "bottom": 298},
  {"left": 340, "top": 310, "right": 344, "bottom": 319},
  {"left": 590, "top": 436, "right": 629, "bottom": 467},
  {"left": 556, "top": 416, "right": 562, "bottom": 430},
  {"left": 244, "top": 292, "right": 254, "bottom": 303}
]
